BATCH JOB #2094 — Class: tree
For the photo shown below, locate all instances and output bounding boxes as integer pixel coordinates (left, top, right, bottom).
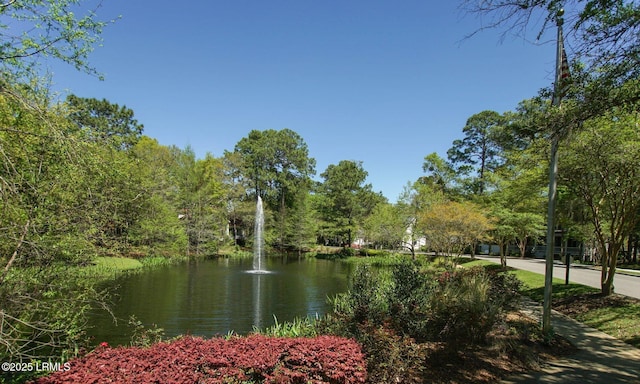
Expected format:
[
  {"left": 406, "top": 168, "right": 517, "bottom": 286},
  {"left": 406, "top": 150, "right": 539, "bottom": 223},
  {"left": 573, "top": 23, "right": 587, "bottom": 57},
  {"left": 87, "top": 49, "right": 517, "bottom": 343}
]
[
  {"left": 397, "top": 181, "right": 446, "bottom": 258},
  {"left": 66, "top": 95, "right": 144, "bottom": 150},
  {"left": 460, "top": 0, "right": 640, "bottom": 83},
  {"left": 0, "top": 0, "right": 115, "bottom": 78},
  {"left": 447, "top": 110, "right": 505, "bottom": 194},
  {"left": 363, "top": 203, "right": 405, "bottom": 251},
  {"left": 0, "top": 83, "right": 110, "bottom": 363},
  {"left": 168, "top": 146, "right": 228, "bottom": 255},
  {"left": 195, "top": 154, "right": 228, "bottom": 252},
  {"left": 130, "top": 137, "right": 189, "bottom": 255},
  {"left": 419, "top": 200, "right": 493, "bottom": 261},
  {"left": 421, "top": 152, "right": 457, "bottom": 194},
  {"left": 270, "top": 129, "right": 316, "bottom": 250},
  {"left": 286, "top": 183, "right": 318, "bottom": 255},
  {"left": 490, "top": 208, "right": 518, "bottom": 268},
  {"left": 222, "top": 150, "right": 252, "bottom": 246},
  {"left": 233, "top": 129, "right": 315, "bottom": 251},
  {"left": 559, "top": 110, "right": 640, "bottom": 295},
  {"left": 317, "top": 160, "right": 372, "bottom": 247},
  {"left": 0, "top": 0, "right": 117, "bottom": 365},
  {"left": 486, "top": 144, "right": 547, "bottom": 265}
]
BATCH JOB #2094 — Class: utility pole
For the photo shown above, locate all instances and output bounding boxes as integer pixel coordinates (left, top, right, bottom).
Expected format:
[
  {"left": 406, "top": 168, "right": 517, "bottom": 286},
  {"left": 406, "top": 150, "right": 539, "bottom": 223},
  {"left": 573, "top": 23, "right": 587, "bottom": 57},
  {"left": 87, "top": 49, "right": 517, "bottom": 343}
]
[{"left": 542, "top": 7, "right": 567, "bottom": 336}]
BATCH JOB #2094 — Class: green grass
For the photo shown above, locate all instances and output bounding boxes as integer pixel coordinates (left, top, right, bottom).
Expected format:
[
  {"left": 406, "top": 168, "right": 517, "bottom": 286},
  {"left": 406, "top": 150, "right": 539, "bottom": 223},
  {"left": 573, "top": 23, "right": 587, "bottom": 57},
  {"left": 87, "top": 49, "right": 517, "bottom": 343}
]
[
  {"left": 216, "top": 246, "right": 253, "bottom": 258},
  {"left": 77, "top": 255, "right": 185, "bottom": 282},
  {"left": 339, "top": 254, "right": 406, "bottom": 267},
  {"left": 337, "top": 253, "right": 436, "bottom": 268},
  {"left": 253, "top": 315, "right": 320, "bottom": 338},
  {"left": 465, "top": 261, "right": 640, "bottom": 348},
  {"left": 94, "top": 256, "right": 144, "bottom": 270},
  {"left": 74, "top": 256, "right": 144, "bottom": 281},
  {"left": 617, "top": 267, "right": 640, "bottom": 277},
  {"left": 618, "top": 263, "right": 640, "bottom": 271},
  {"left": 575, "top": 303, "right": 640, "bottom": 347},
  {"left": 460, "top": 259, "right": 496, "bottom": 268},
  {"left": 504, "top": 268, "right": 599, "bottom": 301}
]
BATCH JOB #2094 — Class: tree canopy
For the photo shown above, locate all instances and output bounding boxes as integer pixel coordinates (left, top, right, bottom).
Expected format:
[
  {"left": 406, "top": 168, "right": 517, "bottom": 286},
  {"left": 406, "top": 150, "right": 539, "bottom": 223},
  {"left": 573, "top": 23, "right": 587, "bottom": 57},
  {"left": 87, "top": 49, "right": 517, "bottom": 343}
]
[{"left": 66, "top": 95, "right": 144, "bottom": 150}]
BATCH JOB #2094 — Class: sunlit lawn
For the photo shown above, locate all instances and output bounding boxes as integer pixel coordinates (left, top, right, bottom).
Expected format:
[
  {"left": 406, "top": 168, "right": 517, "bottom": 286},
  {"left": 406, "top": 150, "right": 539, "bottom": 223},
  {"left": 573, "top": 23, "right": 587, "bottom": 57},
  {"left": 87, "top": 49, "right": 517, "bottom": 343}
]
[{"left": 574, "top": 304, "right": 640, "bottom": 347}]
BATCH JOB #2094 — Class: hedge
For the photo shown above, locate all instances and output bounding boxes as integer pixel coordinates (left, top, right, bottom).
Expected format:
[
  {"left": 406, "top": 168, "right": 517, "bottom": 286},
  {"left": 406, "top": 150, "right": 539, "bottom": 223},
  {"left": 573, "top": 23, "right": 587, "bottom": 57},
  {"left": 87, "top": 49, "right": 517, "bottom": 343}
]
[{"left": 33, "top": 335, "right": 367, "bottom": 384}]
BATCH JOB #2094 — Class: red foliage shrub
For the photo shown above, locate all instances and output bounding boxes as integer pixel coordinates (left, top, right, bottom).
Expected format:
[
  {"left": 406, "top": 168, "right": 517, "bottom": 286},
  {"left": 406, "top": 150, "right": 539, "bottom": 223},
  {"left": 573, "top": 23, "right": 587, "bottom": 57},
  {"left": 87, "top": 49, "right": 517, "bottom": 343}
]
[{"left": 32, "top": 335, "right": 366, "bottom": 384}]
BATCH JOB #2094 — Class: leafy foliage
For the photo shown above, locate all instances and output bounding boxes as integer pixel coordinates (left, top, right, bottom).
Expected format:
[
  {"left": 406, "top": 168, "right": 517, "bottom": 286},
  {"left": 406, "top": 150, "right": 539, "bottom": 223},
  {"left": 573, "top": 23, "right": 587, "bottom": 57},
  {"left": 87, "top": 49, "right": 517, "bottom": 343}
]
[
  {"left": 0, "top": 0, "right": 115, "bottom": 78},
  {"left": 559, "top": 110, "right": 640, "bottom": 294},
  {"left": 66, "top": 95, "right": 144, "bottom": 150},
  {"left": 34, "top": 335, "right": 367, "bottom": 384},
  {"left": 0, "top": 266, "right": 108, "bottom": 363},
  {"left": 231, "top": 129, "right": 316, "bottom": 250},
  {"left": 461, "top": 0, "right": 640, "bottom": 84},
  {"left": 419, "top": 200, "right": 494, "bottom": 257},
  {"left": 363, "top": 202, "right": 405, "bottom": 250},
  {"left": 447, "top": 110, "right": 506, "bottom": 194},
  {"left": 317, "top": 160, "right": 385, "bottom": 246},
  {"left": 319, "top": 262, "right": 522, "bottom": 381}
]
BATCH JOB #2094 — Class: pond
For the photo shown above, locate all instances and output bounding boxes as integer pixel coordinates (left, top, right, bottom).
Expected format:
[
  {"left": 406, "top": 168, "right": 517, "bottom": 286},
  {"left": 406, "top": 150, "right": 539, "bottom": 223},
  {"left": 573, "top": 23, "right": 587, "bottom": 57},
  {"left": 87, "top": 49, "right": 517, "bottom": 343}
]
[{"left": 88, "top": 257, "right": 351, "bottom": 346}]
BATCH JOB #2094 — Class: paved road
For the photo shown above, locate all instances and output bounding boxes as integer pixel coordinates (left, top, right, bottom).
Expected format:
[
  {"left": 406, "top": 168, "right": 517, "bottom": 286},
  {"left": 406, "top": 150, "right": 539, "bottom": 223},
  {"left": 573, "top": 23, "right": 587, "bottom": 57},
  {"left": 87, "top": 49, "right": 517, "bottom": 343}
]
[{"left": 476, "top": 256, "right": 640, "bottom": 300}]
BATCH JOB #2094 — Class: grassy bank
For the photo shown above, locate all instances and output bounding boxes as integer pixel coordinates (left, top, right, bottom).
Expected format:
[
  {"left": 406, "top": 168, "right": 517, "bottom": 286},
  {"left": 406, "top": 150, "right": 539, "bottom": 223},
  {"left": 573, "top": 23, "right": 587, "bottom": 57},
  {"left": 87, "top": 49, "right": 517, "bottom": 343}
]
[{"left": 75, "top": 255, "right": 188, "bottom": 283}]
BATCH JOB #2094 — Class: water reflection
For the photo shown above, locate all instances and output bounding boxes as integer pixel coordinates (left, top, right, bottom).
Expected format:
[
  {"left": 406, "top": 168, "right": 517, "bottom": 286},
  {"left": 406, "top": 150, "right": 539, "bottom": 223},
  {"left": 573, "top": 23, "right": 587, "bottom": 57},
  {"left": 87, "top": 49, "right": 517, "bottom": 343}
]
[
  {"left": 88, "top": 257, "right": 349, "bottom": 346},
  {"left": 253, "top": 272, "right": 262, "bottom": 329}
]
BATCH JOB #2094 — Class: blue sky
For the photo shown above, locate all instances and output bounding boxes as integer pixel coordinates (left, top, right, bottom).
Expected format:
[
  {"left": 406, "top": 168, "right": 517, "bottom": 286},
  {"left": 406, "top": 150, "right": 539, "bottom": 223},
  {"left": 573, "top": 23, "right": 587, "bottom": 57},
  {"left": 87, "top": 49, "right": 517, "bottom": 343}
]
[{"left": 48, "top": 1, "right": 558, "bottom": 202}]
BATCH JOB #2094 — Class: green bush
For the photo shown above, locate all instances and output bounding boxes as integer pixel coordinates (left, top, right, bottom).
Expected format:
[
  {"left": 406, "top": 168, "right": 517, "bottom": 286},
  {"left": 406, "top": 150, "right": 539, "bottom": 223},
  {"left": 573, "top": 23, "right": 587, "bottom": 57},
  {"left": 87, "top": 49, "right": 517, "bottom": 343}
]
[
  {"left": 329, "top": 265, "right": 389, "bottom": 329},
  {"left": 318, "top": 263, "right": 521, "bottom": 382},
  {"left": 128, "top": 315, "right": 165, "bottom": 347},
  {"left": 486, "top": 268, "right": 523, "bottom": 310},
  {"left": 339, "top": 247, "right": 357, "bottom": 257},
  {"left": 387, "top": 261, "right": 433, "bottom": 341},
  {"left": 428, "top": 267, "right": 507, "bottom": 345},
  {"left": 0, "top": 266, "right": 109, "bottom": 365}
]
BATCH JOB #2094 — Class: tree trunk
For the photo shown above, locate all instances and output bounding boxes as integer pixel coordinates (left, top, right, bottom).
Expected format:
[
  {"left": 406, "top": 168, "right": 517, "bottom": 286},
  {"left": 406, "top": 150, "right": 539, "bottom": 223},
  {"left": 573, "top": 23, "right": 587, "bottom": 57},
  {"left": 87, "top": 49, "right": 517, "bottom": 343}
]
[
  {"left": 518, "top": 238, "right": 527, "bottom": 259},
  {"left": 499, "top": 240, "right": 507, "bottom": 269},
  {"left": 601, "top": 256, "right": 616, "bottom": 296},
  {"left": 601, "top": 245, "right": 619, "bottom": 296},
  {"left": 232, "top": 218, "right": 238, "bottom": 246}
]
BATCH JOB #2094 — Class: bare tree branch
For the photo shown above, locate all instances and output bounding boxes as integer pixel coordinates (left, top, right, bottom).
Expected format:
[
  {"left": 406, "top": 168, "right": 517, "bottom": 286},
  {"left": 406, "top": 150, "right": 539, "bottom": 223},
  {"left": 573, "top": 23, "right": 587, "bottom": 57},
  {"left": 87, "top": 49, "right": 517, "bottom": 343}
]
[
  {"left": 0, "top": 0, "right": 16, "bottom": 8},
  {"left": 0, "top": 220, "right": 30, "bottom": 286}
]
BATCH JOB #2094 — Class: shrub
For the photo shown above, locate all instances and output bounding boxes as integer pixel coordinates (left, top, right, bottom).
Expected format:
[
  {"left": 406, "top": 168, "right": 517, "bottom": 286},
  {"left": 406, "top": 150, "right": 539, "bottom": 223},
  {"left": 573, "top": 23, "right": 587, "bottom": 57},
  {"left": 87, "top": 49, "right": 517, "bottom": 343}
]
[
  {"left": 0, "top": 266, "right": 107, "bottom": 363},
  {"left": 330, "top": 265, "right": 389, "bottom": 328},
  {"left": 128, "top": 315, "right": 165, "bottom": 347},
  {"left": 486, "top": 268, "right": 522, "bottom": 310},
  {"left": 319, "top": 264, "right": 522, "bottom": 382},
  {"left": 353, "top": 323, "right": 425, "bottom": 384},
  {"left": 428, "top": 267, "right": 503, "bottom": 345},
  {"left": 387, "top": 261, "right": 433, "bottom": 341},
  {"left": 33, "top": 335, "right": 367, "bottom": 384},
  {"left": 339, "top": 247, "right": 357, "bottom": 257}
]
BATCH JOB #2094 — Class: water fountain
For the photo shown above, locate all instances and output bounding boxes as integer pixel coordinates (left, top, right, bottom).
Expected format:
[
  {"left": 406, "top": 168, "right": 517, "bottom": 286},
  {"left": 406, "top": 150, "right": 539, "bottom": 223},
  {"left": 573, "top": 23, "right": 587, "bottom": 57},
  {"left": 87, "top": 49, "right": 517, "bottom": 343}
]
[{"left": 251, "top": 195, "right": 268, "bottom": 273}]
